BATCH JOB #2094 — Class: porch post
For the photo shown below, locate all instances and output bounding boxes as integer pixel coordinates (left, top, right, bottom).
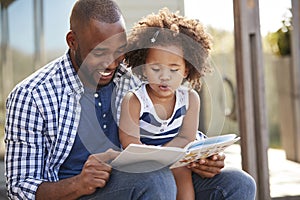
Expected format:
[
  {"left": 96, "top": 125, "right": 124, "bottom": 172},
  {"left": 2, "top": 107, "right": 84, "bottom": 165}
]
[{"left": 233, "top": 0, "right": 270, "bottom": 199}]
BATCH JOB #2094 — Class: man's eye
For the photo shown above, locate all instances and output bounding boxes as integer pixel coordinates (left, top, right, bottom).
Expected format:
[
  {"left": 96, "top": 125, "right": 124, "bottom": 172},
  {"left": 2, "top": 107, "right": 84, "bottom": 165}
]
[
  {"left": 116, "top": 48, "right": 125, "bottom": 54},
  {"left": 94, "top": 52, "right": 104, "bottom": 57}
]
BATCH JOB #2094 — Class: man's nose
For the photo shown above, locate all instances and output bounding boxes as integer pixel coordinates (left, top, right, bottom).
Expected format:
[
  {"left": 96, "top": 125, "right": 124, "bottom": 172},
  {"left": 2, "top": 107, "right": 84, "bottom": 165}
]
[{"left": 103, "top": 55, "right": 120, "bottom": 69}]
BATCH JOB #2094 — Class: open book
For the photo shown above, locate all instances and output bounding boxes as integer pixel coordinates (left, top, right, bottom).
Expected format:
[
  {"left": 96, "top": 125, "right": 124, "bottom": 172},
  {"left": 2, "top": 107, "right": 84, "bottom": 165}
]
[{"left": 111, "top": 134, "right": 240, "bottom": 170}]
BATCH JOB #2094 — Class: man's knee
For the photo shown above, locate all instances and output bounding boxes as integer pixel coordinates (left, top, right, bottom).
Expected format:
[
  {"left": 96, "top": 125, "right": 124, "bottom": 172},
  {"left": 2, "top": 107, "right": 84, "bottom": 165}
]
[{"left": 222, "top": 168, "right": 256, "bottom": 199}]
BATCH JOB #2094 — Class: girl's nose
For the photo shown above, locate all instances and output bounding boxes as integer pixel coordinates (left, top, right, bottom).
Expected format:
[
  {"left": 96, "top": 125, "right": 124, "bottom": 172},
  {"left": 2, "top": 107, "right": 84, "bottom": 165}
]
[{"left": 159, "top": 69, "right": 171, "bottom": 81}]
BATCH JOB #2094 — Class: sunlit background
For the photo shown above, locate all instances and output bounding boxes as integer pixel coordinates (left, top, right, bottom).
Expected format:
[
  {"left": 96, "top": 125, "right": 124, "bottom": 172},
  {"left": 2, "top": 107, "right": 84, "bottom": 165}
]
[
  {"left": 6, "top": 0, "right": 291, "bottom": 54},
  {"left": 0, "top": 0, "right": 298, "bottom": 198}
]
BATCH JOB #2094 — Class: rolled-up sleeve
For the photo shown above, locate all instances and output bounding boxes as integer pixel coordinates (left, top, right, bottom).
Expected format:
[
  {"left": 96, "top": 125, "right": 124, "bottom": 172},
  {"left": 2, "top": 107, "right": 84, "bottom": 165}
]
[{"left": 5, "top": 86, "right": 45, "bottom": 200}]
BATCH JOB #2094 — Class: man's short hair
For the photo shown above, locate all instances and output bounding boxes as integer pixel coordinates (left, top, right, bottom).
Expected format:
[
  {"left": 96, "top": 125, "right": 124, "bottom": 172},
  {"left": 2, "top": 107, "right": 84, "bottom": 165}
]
[{"left": 70, "top": 0, "right": 122, "bottom": 29}]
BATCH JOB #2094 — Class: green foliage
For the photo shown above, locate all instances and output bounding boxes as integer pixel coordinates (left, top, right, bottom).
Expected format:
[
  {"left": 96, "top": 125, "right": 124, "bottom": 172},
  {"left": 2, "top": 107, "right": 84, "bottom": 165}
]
[{"left": 267, "top": 9, "right": 292, "bottom": 56}]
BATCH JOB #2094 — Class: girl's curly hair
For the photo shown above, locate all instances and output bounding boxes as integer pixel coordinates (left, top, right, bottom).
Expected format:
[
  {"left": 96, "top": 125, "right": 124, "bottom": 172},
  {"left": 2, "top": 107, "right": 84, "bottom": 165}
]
[{"left": 125, "top": 7, "right": 212, "bottom": 91}]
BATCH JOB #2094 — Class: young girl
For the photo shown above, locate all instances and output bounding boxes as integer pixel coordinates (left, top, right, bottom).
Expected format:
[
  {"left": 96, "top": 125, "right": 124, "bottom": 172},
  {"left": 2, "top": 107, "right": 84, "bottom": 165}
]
[{"left": 118, "top": 8, "right": 212, "bottom": 200}]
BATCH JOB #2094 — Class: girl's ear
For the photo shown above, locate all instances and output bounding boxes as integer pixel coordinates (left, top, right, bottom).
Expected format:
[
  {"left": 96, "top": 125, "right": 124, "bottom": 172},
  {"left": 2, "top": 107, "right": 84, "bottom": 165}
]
[
  {"left": 142, "top": 66, "right": 147, "bottom": 78},
  {"left": 183, "top": 67, "right": 189, "bottom": 78},
  {"left": 66, "top": 31, "right": 77, "bottom": 50}
]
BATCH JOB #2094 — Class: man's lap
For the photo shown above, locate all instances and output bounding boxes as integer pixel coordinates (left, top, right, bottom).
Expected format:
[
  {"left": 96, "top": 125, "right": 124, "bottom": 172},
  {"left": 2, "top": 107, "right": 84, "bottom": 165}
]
[
  {"left": 79, "top": 165, "right": 256, "bottom": 200},
  {"left": 79, "top": 163, "right": 176, "bottom": 200}
]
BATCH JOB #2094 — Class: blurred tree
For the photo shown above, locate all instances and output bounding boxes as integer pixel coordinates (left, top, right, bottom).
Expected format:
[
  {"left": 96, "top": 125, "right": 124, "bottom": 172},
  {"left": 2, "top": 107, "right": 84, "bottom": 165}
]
[{"left": 267, "top": 9, "right": 292, "bottom": 56}]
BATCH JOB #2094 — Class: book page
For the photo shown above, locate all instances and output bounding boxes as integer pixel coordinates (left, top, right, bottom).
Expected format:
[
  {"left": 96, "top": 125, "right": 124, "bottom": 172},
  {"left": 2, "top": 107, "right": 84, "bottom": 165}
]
[
  {"left": 111, "top": 144, "right": 186, "bottom": 172},
  {"left": 111, "top": 134, "right": 240, "bottom": 171},
  {"left": 170, "top": 134, "right": 240, "bottom": 169}
]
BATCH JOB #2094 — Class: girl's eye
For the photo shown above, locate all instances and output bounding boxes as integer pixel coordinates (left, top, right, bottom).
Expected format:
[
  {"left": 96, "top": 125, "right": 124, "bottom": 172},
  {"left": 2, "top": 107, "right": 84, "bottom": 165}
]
[
  {"left": 170, "top": 69, "right": 179, "bottom": 72},
  {"left": 151, "top": 68, "right": 160, "bottom": 72}
]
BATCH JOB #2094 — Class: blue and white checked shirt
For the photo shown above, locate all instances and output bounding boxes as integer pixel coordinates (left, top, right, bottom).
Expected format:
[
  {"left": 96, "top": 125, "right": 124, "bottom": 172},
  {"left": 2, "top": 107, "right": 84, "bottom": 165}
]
[{"left": 4, "top": 51, "right": 139, "bottom": 199}]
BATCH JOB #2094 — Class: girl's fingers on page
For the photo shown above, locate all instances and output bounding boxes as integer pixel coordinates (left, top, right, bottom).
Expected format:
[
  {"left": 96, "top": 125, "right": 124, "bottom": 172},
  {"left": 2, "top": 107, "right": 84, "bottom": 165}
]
[
  {"left": 208, "top": 153, "right": 226, "bottom": 161},
  {"left": 216, "top": 152, "right": 226, "bottom": 160}
]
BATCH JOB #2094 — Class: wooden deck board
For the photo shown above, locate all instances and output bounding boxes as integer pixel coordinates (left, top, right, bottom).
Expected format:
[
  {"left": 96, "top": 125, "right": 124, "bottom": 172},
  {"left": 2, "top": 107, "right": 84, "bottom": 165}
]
[{"left": 224, "top": 144, "right": 300, "bottom": 199}]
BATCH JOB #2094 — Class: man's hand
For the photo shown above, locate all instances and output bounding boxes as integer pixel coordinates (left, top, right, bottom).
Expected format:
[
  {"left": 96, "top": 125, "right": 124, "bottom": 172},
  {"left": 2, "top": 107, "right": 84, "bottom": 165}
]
[
  {"left": 36, "top": 149, "right": 120, "bottom": 200},
  {"left": 188, "top": 153, "right": 225, "bottom": 178},
  {"left": 76, "top": 149, "right": 120, "bottom": 196}
]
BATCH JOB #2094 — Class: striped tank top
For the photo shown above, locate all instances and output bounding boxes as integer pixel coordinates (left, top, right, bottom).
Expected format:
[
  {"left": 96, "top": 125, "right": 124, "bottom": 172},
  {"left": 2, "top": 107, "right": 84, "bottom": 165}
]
[{"left": 132, "top": 84, "right": 189, "bottom": 146}]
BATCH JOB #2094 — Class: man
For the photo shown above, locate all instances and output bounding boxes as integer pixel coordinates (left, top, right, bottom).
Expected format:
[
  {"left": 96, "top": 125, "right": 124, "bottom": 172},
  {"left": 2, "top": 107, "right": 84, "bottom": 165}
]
[
  {"left": 5, "top": 0, "right": 256, "bottom": 199},
  {"left": 5, "top": 0, "right": 176, "bottom": 199}
]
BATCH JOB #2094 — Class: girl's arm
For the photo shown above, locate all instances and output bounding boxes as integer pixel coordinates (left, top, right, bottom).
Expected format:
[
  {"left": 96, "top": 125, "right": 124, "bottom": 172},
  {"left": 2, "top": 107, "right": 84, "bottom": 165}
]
[
  {"left": 164, "top": 89, "right": 200, "bottom": 148},
  {"left": 119, "top": 92, "right": 143, "bottom": 148}
]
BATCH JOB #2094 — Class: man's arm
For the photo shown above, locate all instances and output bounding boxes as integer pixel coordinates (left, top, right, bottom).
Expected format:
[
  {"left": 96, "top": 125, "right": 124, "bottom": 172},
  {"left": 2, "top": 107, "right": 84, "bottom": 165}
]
[
  {"left": 5, "top": 87, "right": 46, "bottom": 199},
  {"left": 5, "top": 87, "right": 118, "bottom": 199},
  {"left": 36, "top": 150, "right": 119, "bottom": 200}
]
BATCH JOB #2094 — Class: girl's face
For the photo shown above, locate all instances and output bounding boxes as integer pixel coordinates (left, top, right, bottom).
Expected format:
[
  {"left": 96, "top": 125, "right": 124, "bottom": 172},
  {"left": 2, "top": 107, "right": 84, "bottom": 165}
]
[{"left": 144, "top": 45, "right": 188, "bottom": 98}]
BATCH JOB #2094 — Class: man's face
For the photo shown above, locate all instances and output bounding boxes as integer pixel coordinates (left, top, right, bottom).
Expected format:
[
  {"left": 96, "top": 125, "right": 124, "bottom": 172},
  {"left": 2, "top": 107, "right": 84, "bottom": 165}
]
[{"left": 72, "top": 19, "right": 127, "bottom": 88}]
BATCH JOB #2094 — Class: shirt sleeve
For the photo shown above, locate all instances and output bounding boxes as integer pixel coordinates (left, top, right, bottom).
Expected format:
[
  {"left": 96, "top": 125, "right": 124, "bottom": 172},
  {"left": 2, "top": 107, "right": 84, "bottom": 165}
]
[
  {"left": 114, "top": 64, "right": 142, "bottom": 125},
  {"left": 5, "top": 86, "right": 45, "bottom": 200}
]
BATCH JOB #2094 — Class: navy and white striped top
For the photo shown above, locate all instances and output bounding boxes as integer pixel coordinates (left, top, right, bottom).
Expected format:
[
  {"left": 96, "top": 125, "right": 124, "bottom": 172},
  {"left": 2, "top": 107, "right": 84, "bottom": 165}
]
[{"left": 132, "top": 84, "right": 189, "bottom": 146}]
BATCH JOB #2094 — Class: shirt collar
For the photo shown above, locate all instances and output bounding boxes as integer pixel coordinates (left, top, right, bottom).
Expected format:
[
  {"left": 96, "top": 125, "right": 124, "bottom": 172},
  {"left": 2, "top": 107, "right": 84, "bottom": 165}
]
[
  {"left": 113, "top": 62, "right": 132, "bottom": 85},
  {"left": 63, "top": 50, "right": 84, "bottom": 95}
]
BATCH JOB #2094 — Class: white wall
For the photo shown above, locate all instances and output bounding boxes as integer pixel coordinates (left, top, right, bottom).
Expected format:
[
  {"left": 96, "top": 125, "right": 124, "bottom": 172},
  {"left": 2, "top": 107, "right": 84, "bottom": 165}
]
[{"left": 115, "top": 0, "right": 185, "bottom": 31}]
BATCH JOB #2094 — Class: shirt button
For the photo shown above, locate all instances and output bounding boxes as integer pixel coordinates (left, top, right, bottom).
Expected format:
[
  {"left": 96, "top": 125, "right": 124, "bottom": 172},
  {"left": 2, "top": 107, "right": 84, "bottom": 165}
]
[
  {"left": 94, "top": 93, "right": 99, "bottom": 98},
  {"left": 103, "top": 113, "right": 106, "bottom": 118},
  {"left": 160, "top": 129, "right": 164, "bottom": 132},
  {"left": 163, "top": 122, "right": 167, "bottom": 125},
  {"left": 103, "top": 124, "right": 107, "bottom": 129},
  {"left": 98, "top": 102, "right": 102, "bottom": 107}
]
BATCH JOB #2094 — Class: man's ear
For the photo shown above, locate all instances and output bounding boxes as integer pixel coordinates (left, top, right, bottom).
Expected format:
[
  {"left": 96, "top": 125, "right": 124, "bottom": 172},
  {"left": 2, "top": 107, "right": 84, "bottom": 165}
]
[{"left": 66, "top": 31, "right": 76, "bottom": 50}]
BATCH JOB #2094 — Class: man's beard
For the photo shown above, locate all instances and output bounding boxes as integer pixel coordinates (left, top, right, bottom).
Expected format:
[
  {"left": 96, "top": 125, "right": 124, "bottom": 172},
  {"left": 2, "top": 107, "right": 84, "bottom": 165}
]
[{"left": 74, "top": 46, "right": 99, "bottom": 87}]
